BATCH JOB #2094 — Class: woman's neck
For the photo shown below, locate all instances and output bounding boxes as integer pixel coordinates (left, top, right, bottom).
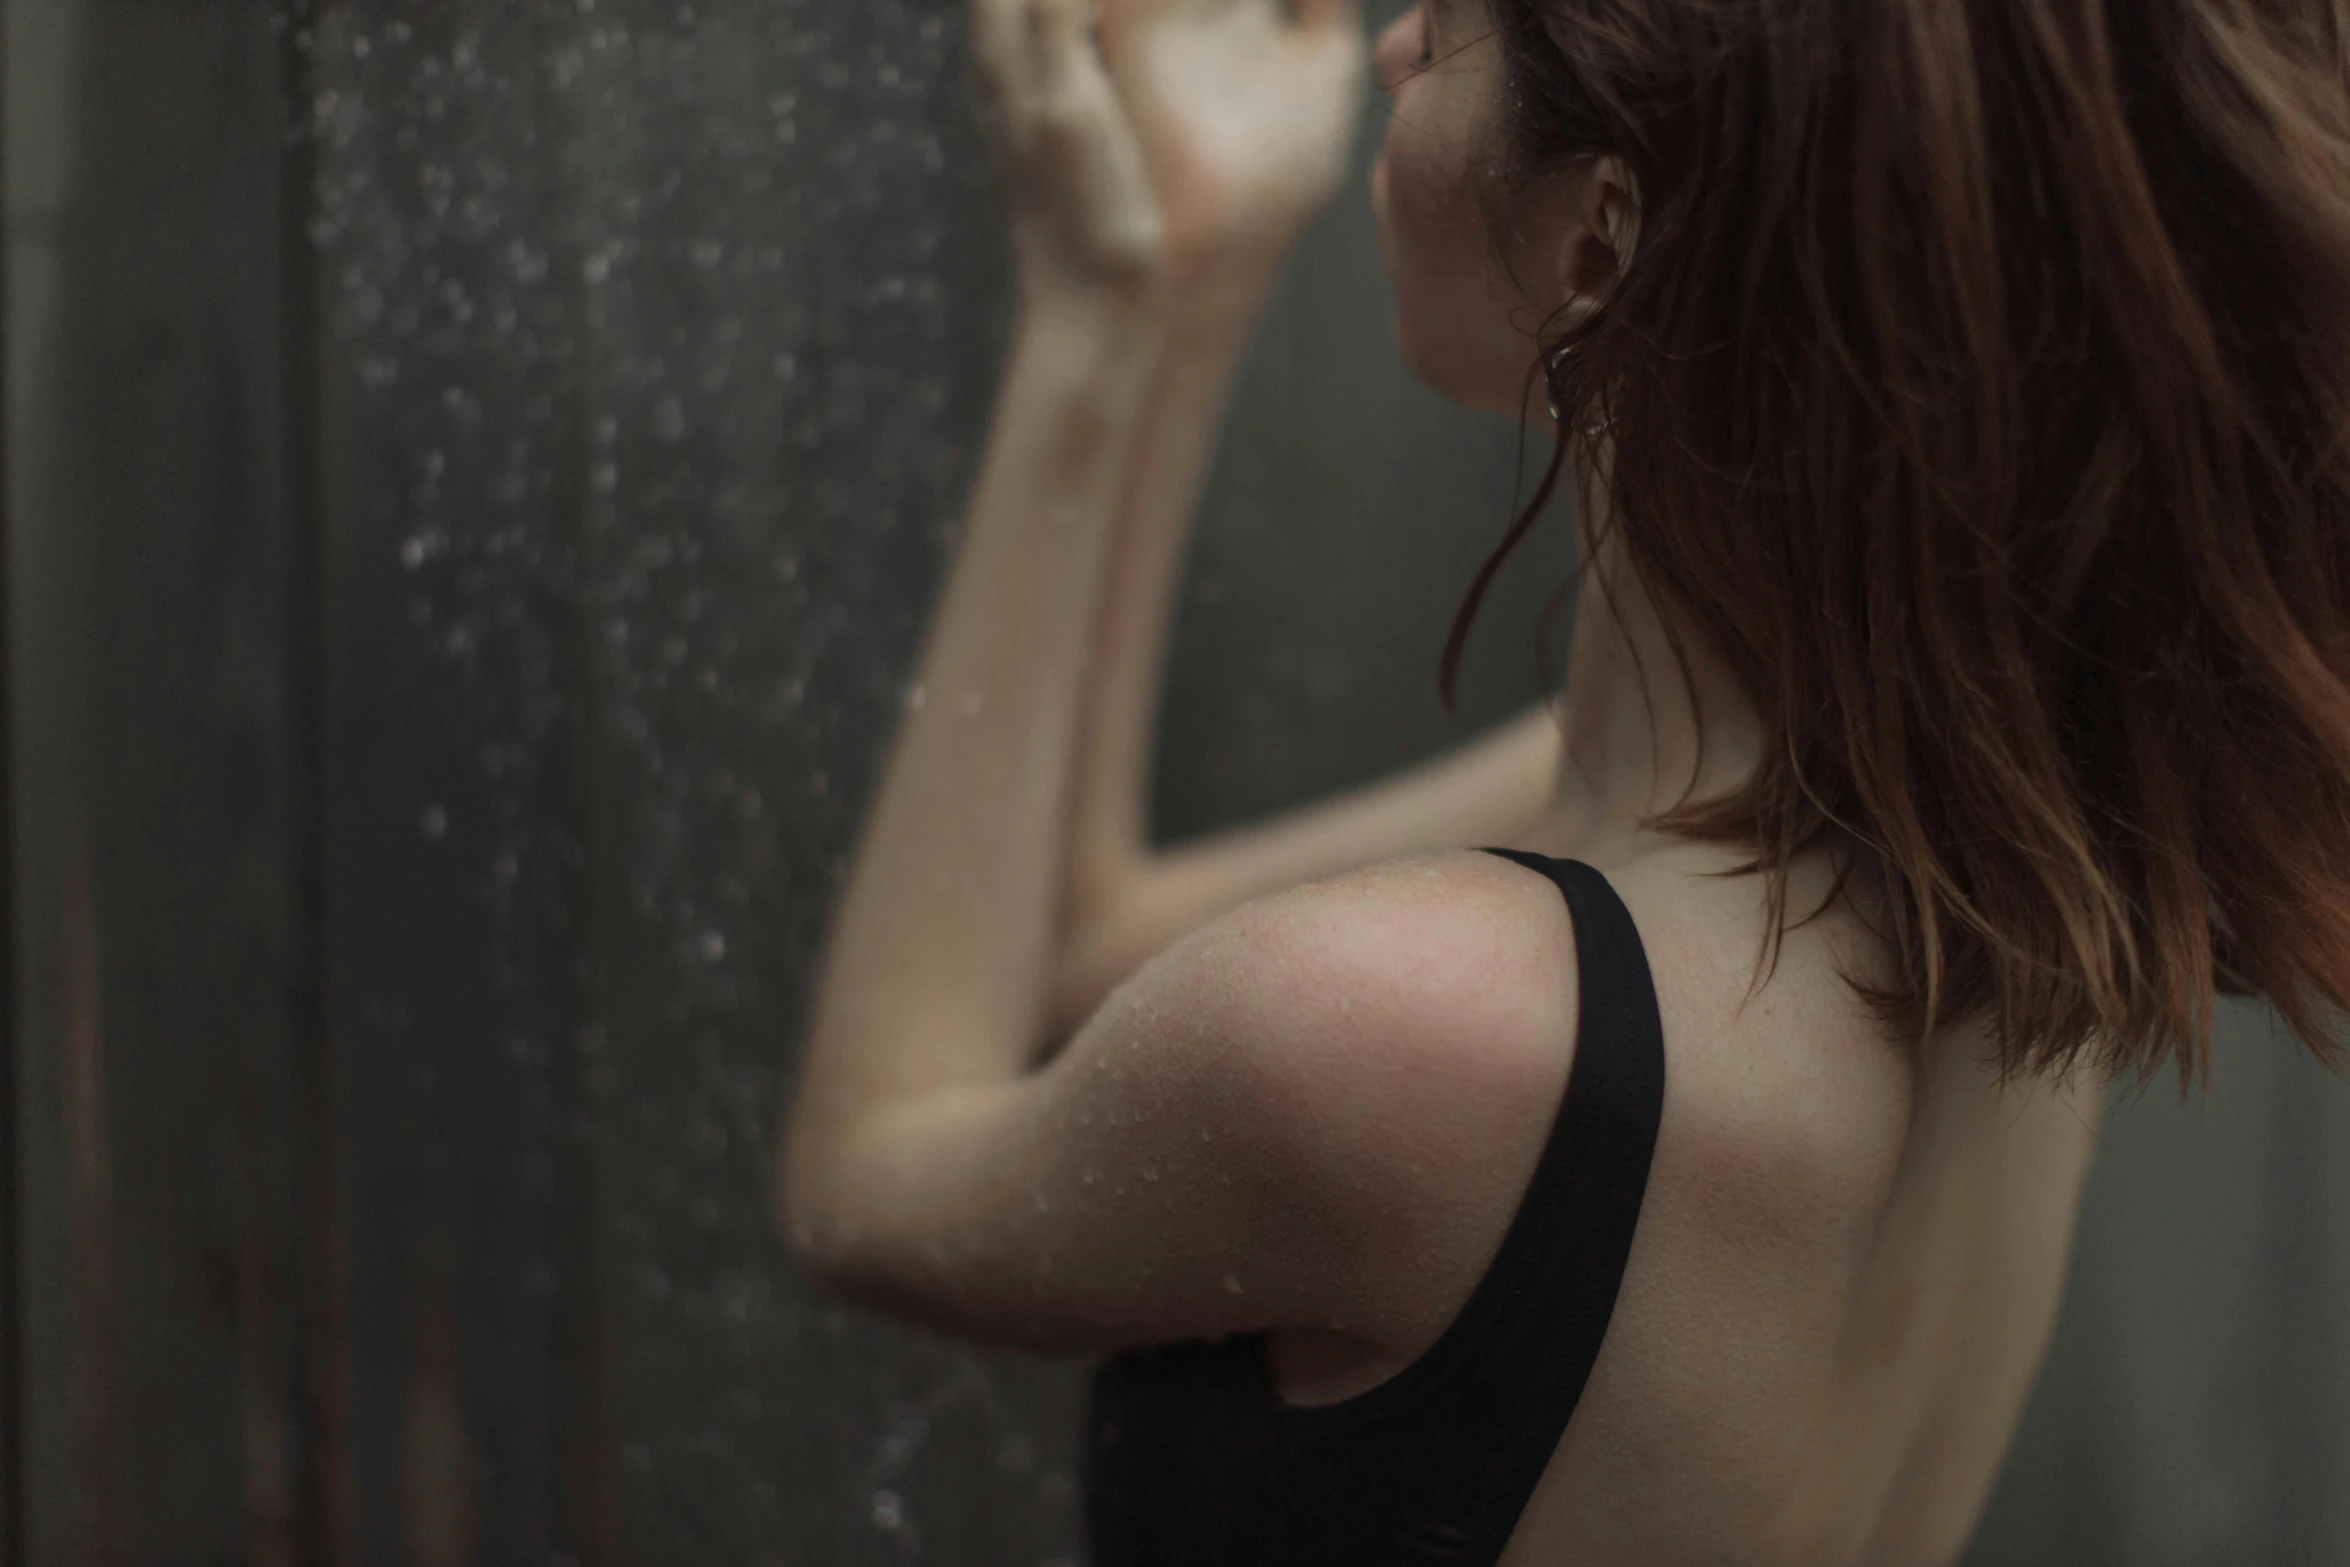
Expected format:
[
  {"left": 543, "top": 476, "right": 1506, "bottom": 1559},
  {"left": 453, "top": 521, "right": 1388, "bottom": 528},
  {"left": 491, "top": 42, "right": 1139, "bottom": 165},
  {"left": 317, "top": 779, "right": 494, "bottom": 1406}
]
[{"left": 1545, "top": 490, "right": 1770, "bottom": 845}]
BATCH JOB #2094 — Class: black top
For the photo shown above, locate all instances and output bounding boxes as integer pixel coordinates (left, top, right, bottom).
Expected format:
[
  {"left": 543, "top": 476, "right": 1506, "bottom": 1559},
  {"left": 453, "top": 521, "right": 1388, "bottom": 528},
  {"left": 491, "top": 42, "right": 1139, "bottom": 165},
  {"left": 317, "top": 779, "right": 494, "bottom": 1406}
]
[{"left": 1085, "top": 850, "right": 1668, "bottom": 1567}]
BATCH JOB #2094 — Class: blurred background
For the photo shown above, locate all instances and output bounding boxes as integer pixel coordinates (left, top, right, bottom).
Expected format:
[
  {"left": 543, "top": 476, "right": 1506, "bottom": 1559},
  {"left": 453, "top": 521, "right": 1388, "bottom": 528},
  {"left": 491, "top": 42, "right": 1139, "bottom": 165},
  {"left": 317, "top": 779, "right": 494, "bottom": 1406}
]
[{"left": 2, "top": 0, "right": 2345, "bottom": 1562}]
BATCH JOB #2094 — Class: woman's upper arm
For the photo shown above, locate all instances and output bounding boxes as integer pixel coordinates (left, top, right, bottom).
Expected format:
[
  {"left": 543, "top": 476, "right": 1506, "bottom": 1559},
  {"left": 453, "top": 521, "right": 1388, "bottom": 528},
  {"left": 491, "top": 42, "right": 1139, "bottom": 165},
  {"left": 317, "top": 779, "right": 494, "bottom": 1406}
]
[
  {"left": 782, "top": 850, "right": 1581, "bottom": 1357},
  {"left": 1052, "top": 707, "right": 1566, "bottom": 1039}
]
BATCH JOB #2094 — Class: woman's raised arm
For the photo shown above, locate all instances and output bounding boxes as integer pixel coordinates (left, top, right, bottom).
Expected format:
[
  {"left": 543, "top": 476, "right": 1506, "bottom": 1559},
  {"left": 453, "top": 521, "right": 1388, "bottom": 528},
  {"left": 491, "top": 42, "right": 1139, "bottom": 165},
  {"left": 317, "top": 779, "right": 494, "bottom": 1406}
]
[
  {"left": 1051, "top": 0, "right": 1567, "bottom": 1046},
  {"left": 1053, "top": 275, "right": 1563, "bottom": 1044}
]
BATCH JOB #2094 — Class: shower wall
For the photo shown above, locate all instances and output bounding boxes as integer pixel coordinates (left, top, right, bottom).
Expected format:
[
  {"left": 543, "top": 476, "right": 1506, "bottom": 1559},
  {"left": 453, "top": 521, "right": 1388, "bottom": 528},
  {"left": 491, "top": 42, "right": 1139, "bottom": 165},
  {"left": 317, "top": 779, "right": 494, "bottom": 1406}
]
[{"left": 3, "top": 0, "right": 2345, "bottom": 1564}]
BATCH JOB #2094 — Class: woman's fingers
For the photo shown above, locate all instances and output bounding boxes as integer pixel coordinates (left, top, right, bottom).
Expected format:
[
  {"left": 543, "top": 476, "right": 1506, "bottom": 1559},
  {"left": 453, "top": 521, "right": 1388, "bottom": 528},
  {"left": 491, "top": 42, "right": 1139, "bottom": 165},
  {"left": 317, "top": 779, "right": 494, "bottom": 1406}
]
[
  {"left": 1034, "top": 0, "right": 1100, "bottom": 60},
  {"left": 973, "top": 0, "right": 1110, "bottom": 135},
  {"left": 971, "top": 0, "right": 1168, "bottom": 286},
  {"left": 1032, "top": 0, "right": 1167, "bottom": 274},
  {"left": 972, "top": 0, "right": 1092, "bottom": 127}
]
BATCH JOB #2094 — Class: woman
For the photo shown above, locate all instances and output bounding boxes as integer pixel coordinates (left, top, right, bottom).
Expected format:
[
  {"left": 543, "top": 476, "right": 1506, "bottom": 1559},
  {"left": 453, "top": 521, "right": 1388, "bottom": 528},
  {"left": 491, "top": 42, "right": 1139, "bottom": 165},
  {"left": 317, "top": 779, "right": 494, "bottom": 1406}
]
[{"left": 780, "top": 0, "right": 2350, "bottom": 1560}]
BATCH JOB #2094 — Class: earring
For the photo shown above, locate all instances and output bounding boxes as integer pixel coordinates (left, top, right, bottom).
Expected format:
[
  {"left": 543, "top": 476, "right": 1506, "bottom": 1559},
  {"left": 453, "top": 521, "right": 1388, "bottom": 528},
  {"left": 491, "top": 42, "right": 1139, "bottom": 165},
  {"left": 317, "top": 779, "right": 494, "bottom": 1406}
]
[{"left": 1544, "top": 338, "right": 1614, "bottom": 439}]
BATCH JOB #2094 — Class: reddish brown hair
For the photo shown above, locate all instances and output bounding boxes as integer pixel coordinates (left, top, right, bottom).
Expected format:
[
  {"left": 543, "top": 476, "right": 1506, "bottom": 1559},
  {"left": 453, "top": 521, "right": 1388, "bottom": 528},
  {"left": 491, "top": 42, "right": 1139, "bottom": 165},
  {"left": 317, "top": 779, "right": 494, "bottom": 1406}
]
[{"left": 1444, "top": 0, "right": 2350, "bottom": 1096}]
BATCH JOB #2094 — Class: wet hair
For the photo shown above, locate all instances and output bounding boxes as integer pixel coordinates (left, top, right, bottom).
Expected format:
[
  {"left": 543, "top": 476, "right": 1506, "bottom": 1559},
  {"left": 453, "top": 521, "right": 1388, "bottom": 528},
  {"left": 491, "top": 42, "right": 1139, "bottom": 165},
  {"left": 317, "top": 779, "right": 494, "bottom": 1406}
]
[{"left": 1440, "top": 0, "right": 2350, "bottom": 1097}]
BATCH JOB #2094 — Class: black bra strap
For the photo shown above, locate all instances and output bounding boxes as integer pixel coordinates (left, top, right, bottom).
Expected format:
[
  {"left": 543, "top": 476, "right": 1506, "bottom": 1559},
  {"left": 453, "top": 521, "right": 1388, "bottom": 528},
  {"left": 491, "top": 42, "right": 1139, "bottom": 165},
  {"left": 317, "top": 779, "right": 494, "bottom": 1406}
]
[{"left": 1418, "top": 849, "right": 1668, "bottom": 1549}]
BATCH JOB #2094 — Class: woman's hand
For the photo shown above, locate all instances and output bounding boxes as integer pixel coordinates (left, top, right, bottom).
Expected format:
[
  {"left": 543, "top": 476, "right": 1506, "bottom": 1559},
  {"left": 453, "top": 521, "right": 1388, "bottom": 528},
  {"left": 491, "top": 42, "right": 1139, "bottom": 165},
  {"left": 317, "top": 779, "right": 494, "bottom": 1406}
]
[
  {"left": 973, "top": 0, "right": 1368, "bottom": 304},
  {"left": 973, "top": 0, "right": 1169, "bottom": 301},
  {"left": 1099, "top": 0, "right": 1369, "bottom": 288}
]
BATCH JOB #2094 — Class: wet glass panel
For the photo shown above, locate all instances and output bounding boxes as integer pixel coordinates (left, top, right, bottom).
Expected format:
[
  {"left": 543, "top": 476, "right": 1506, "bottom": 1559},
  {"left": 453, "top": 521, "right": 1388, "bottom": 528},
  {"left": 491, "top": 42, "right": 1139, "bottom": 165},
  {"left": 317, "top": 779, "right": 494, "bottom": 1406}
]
[{"left": 295, "top": 0, "right": 1557, "bottom": 1558}]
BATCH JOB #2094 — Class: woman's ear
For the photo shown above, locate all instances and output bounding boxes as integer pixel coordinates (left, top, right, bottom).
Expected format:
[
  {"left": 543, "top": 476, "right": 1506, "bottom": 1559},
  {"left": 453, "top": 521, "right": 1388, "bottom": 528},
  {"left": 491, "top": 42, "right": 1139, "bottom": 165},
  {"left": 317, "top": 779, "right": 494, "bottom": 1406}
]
[{"left": 1556, "top": 155, "right": 1640, "bottom": 320}]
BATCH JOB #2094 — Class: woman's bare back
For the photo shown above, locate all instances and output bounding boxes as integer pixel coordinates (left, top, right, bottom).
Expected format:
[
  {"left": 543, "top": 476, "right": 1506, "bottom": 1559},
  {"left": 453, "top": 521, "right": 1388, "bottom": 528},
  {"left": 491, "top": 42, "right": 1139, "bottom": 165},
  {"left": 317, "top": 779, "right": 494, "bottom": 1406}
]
[{"left": 1264, "top": 827, "right": 2111, "bottom": 1567}]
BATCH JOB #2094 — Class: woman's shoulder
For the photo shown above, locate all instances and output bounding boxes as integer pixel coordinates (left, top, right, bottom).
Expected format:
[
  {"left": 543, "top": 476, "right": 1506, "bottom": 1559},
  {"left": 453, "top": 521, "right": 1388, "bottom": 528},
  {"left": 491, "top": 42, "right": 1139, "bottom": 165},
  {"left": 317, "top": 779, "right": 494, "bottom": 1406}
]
[
  {"left": 1163, "top": 848, "right": 1589, "bottom": 1350},
  {"left": 1246, "top": 840, "right": 1916, "bottom": 1358},
  {"left": 1200, "top": 846, "right": 1589, "bottom": 1194}
]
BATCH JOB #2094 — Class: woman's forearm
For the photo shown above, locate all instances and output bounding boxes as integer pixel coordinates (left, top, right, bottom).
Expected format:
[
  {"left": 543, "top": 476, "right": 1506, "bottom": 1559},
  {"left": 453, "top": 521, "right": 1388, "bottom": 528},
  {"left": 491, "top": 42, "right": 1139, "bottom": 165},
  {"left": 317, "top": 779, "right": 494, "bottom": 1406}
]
[
  {"left": 788, "top": 290, "right": 1170, "bottom": 1164},
  {"left": 1067, "top": 276, "right": 1277, "bottom": 912},
  {"left": 1051, "top": 274, "right": 1568, "bottom": 1046}
]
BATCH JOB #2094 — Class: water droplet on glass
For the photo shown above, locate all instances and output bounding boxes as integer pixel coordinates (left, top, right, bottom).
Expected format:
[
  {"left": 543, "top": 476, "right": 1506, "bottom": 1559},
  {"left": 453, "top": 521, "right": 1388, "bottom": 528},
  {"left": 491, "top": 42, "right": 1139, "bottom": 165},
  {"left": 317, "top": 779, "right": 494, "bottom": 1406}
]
[
  {"left": 419, "top": 803, "right": 449, "bottom": 840},
  {"left": 652, "top": 395, "right": 687, "bottom": 442},
  {"left": 697, "top": 929, "right": 727, "bottom": 962},
  {"left": 1223, "top": 1273, "right": 1244, "bottom": 1295},
  {"left": 870, "top": 1491, "right": 904, "bottom": 1531}
]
